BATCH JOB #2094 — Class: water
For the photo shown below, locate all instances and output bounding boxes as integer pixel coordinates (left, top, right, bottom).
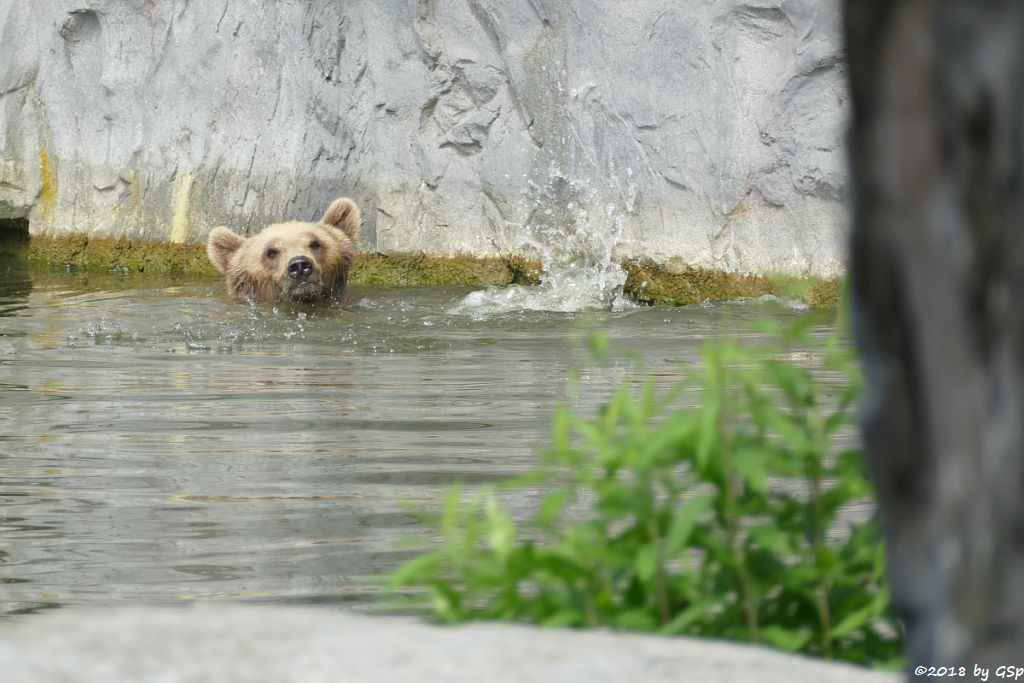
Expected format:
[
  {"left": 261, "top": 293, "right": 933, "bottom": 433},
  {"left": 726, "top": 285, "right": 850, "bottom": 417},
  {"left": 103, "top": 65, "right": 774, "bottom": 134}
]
[
  {"left": 0, "top": 261, "right": 819, "bottom": 617},
  {"left": 452, "top": 156, "right": 635, "bottom": 315}
]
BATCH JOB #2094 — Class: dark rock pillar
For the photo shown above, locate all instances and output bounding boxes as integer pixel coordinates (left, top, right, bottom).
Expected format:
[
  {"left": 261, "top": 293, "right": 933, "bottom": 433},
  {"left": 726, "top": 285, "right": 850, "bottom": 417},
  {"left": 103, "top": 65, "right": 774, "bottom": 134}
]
[{"left": 844, "top": 0, "right": 1024, "bottom": 673}]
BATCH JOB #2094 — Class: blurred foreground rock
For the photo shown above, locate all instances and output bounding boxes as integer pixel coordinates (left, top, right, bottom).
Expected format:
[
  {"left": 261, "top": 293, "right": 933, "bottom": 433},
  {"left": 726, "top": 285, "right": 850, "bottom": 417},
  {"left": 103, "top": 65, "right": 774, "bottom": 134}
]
[{"left": 0, "top": 605, "right": 897, "bottom": 683}]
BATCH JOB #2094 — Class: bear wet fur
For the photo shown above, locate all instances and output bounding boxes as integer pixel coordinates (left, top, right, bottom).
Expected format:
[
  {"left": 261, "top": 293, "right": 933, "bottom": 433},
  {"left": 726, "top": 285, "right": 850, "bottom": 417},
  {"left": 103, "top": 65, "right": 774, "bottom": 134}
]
[{"left": 207, "top": 198, "right": 360, "bottom": 304}]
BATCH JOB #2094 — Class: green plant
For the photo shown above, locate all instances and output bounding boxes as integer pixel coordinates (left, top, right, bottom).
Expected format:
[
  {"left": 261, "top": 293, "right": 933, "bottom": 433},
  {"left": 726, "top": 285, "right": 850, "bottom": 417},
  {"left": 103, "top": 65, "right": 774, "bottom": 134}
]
[{"left": 387, "top": 316, "right": 904, "bottom": 667}]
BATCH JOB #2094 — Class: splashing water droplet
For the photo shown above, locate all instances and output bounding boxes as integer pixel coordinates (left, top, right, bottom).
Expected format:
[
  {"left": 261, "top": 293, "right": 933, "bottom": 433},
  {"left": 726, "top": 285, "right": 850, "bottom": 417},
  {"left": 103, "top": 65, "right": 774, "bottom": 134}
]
[{"left": 451, "top": 166, "right": 633, "bottom": 316}]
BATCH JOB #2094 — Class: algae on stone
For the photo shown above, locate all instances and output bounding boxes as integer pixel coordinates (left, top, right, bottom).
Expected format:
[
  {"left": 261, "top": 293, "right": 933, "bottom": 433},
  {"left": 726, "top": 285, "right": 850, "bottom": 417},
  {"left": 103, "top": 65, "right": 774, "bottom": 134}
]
[
  {"left": 22, "top": 235, "right": 841, "bottom": 308},
  {"left": 623, "top": 259, "right": 774, "bottom": 306}
]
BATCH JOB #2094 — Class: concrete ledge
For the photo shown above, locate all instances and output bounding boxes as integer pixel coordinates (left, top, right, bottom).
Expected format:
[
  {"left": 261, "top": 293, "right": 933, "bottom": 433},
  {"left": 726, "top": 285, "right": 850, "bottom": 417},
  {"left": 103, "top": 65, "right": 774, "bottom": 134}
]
[{"left": 0, "top": 605, "right": 898, "bottom": 683}]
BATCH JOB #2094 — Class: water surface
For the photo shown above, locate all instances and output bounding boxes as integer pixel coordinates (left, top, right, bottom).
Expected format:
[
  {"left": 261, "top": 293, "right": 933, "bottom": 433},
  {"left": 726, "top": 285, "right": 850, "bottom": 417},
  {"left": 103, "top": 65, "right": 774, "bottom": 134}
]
[{"left": 0, "top": 262, "right": 817, "bottom": 616}]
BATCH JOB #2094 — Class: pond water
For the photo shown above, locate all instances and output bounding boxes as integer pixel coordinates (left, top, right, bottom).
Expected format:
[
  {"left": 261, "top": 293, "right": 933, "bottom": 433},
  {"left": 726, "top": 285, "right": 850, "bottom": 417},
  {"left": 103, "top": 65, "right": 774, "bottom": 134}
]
[{"left": 0, "top": 256, "right": 821, "bottom": 617}]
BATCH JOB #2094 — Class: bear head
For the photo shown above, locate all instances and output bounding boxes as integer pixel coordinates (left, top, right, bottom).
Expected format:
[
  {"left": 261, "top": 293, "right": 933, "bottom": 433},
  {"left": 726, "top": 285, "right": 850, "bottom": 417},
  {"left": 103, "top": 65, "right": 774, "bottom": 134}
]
[{"left": 207, "top": 197, "right": 360, "bottom": 304}]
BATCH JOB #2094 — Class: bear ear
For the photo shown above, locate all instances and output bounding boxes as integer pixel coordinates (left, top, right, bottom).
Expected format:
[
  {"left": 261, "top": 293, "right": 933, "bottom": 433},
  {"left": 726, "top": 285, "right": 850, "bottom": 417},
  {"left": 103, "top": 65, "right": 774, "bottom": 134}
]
[
  {"left": 320, "top": 197, "right": 361, "bottom": 242},
  {"left": 207, "top": 226, "right": 244, "bottom": 274}
]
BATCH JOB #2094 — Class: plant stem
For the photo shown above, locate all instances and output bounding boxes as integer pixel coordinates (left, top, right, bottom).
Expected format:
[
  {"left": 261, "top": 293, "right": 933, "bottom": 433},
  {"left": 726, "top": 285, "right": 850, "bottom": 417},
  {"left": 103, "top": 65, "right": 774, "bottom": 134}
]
[
  {"left": 647, "top": 514, "right": 671, "bottom": 625},
  {"left": 582, "top": 578, "right": 599, "bottom": 628},
  {"left": 718, "top": 349, "right": 759, "bottom": 640},
  {"left": 807, "top": 401, "right": 833, "bottom": 657}
]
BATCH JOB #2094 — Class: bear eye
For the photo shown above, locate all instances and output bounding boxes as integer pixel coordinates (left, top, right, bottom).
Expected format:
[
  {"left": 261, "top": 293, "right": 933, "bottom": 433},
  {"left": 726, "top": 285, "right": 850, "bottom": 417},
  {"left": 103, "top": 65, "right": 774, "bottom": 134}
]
[
  {"left": 265, "top": 248, "right": 279, "bottom": 259},
  {"left": 309, "top": 239, "right": 321, "bottom": 250}
]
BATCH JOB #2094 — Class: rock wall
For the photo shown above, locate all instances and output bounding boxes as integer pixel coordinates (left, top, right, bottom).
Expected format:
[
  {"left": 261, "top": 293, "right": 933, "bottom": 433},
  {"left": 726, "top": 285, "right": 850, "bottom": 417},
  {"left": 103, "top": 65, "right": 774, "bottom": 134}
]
[{"left": 0, "top": 0, "right": 848, "bottom": 277}]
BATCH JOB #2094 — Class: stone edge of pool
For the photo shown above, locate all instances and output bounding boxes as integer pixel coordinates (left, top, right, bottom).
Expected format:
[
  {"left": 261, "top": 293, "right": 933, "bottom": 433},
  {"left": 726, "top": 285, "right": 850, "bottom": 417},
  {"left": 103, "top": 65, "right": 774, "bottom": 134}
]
[
  {"left": 0, "top": 605, "right": 897, "bottom": 683},
  {"left": 1, "top": 234, "right": 841, "bottom": 308}
]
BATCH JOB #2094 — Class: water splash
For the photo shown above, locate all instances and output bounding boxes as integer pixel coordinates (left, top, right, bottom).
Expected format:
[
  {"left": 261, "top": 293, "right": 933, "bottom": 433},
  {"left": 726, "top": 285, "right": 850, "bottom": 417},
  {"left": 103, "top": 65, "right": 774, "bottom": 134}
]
[{"left": 451, "top": 167, "right": 636, "bottom": 317}]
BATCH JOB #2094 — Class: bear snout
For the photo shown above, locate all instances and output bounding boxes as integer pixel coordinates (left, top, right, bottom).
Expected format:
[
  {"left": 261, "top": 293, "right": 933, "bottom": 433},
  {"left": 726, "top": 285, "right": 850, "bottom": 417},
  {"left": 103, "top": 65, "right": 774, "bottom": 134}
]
[{"left": 287, "top": 255, "right": 314, "bottom": 281}]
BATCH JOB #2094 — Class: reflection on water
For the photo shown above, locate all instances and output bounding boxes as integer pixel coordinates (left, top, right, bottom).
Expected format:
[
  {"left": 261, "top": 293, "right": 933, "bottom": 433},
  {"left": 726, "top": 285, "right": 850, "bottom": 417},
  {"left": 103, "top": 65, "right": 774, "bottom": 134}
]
[
  {"left": 0, "top": 262, "right": 818, "bottom": 616},
  {"left": 0, "top": 254, "right": 30, "bottom": 319}
]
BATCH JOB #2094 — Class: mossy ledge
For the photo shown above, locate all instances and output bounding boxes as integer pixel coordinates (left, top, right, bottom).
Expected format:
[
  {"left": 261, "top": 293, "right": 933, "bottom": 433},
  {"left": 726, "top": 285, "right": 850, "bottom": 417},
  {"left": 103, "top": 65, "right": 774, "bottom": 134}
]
[{"left": 24, "top": 235, "right": 840, "bottom": 308}]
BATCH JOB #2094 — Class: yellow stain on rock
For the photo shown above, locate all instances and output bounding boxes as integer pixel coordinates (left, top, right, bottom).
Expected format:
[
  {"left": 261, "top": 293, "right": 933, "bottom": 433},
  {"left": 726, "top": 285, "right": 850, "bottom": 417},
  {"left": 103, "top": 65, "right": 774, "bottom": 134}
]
[
  {"left": 128, "top": 170, "right": 141, "bottom": 212},
  {"left": 170, "top": 172, "right": 193, "bottom": 243},
  {"left": 38, "top": 146, "right": 57, "bottom": 225}
]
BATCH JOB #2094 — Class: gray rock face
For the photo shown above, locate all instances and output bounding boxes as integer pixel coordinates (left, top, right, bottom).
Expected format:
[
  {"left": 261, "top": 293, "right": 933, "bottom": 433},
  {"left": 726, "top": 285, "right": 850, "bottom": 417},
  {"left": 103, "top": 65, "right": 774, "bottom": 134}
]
[
  {"left": 0, "top": 0, "right": 847, "bottom": 276},
  {"left": 0, "top": 605, "right": 898, "bottom": 683}
]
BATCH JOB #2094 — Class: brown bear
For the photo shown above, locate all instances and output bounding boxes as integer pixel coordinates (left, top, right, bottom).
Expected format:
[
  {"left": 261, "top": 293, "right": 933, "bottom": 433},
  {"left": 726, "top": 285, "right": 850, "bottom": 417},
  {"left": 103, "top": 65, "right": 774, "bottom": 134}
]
[{"left": 207, "top": 197, "right": 360, "bottom": 304}]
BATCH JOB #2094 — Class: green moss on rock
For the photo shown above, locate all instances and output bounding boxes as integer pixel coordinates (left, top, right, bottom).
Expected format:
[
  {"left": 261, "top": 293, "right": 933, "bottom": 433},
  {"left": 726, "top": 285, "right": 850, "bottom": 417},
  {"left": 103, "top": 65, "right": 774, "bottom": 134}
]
[
  {"left": 623, "top": 259, "right": 775, "bottom": 305},
  {"left": 623, "top": 259, "right": 842, "bottom": 309},
  {"left": 349, "top": 254, "right": 528, "bottom": 288},
  {"left": 29, "top": 236, "right": 217, "bottom": 275},
  {"left": 23, "top": 235, "right": 841, "bottom": 307},
  {"left": 803, "top": 278, "right": 842, "bottom": 309}
]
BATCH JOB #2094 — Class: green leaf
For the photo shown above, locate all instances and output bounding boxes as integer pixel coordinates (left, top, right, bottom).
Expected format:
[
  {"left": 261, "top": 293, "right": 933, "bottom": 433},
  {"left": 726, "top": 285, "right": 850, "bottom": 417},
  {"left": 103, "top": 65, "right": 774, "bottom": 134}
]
[
  {"left": 822, "top": 410, "right": 849, "bottom": 437},
  {"left": 601, "top": 386, "right": 628, "bottom": 434},
  {"left": 587, "top": 332, "right": 610, "bottom": 363},
  {"left": 666, "top": 492, "right": 715, "bottom": 553},
  {"left": 661, "top": 596, "right": 720, "bottom": 634},
  {"left": 574, "top": 420, "right": 606, "bottom": 450},
  {"left": 614, "top": 609, "right": 658, "bottom": 630},
  {"left": 485, "top": 495, "right": 516, "bottom": 559},
  {"left": 732, "top": 447, "right": 769, "bottom": 494},
  {"left": 747, "top": 524, "right": 793, "bottom": 557},
  {"left": 760, "top": 409, "right": 813, "bottom": 454},
  {"left": 830, "top": 603, "right": 875, "bottom": 639},
  {"left": 536, "top": 490, "right": 570, "bottom": 527},
  {"left": 429, "top": 583, "right": 463, "bottom": 622},
  {"left": 388, "top": 552, "right": 444, "bottom": 587},
  {"left": 640, "top": 413, "right": 697, "bottom": 465},
  {"left": 763, "top": 359, "right": 814, "bottom": 407},
  {"left": 550, "top": 404, "right": 573, "bottom": 454},
  {"left": 696, "top": 398, "right": 720, "bottom": 471},
  {"left": 831, "top": 586, "right": 891, "bottom": 638},
  {"left": 634, "top": 545, "right": 659, "bottom": 583},
  {"left": 758, "top": 626, "right": 813, "bottom": 652},
  {"left": 541, "top": 611, "right": 584, "bottom": 628}
]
